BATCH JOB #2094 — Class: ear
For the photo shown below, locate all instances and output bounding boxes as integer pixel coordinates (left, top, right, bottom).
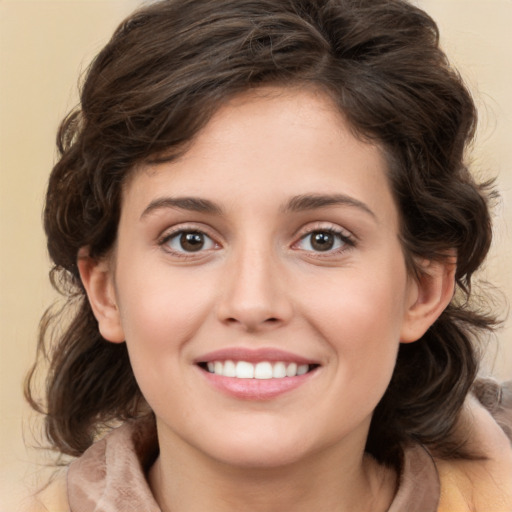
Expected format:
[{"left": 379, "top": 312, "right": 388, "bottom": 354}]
[
  {"left": 77, "top": 247, "right": 125, "bottom": 343},
  {"left": 400, "top": 256, "right": 456, "bottom": 343}
]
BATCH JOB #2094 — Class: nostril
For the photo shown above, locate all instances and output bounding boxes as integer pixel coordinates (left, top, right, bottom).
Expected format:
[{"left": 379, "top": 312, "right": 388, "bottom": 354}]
[
  {"left": 223, "top": 316, "right": 281, "bottom": 332},
  {"left": 226, "top": 317, "right": 278, "bottom": 323}
]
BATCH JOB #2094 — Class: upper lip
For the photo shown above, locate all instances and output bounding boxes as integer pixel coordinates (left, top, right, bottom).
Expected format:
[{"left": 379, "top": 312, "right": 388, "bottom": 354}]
[{"left": 194, "top": 347, "right": 319, "bottom": 365}]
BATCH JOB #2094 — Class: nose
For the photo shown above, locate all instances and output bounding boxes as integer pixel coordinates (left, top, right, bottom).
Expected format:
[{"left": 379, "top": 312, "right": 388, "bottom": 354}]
[{"left": 216, "top": 244, "right": 293, "bottom": 332}]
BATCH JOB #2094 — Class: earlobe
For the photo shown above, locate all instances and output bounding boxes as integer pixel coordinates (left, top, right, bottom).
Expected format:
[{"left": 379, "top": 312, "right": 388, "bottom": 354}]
[
  {"left": 400, "top": 257, "right": 456, "bottom": 343},
  {"left": 77, "top": 247, "right": 125, "bottom": 343}
]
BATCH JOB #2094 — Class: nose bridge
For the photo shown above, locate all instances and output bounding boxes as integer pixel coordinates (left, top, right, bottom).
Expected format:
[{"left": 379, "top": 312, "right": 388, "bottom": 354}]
[{"left": 217, "top": 234, "right": 291, "bottom": 330}]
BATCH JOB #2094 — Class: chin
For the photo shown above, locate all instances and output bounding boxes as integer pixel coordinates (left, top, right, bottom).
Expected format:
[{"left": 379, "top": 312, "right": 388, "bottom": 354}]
[
  {"left": 197, "top": 426, "right": 320, "bottom": 470},
  {"left": 215, "top": 445, "right": 310, "bottom": 470}
]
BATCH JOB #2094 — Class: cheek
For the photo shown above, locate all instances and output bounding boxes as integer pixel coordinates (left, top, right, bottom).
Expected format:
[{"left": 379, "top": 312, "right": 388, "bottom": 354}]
[
  {"left": 302, "top": 266, "right": 408, "bottom": 339},
  {"left": 114, "top": 271, "right": 213, "bottom": 418},
  {"left": 299, "top": 267, "right": 408, "bottom": 390},
  {"left": 114, "top": 266, "right": 215, "bottom": 385},
  {"left": 116, "top": 262, "right": 211, "bottom": 337}
]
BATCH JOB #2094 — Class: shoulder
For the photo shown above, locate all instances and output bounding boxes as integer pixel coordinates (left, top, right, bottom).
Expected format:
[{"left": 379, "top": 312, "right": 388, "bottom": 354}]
[
  {"left": 435, "top": 388, "right": 512, "bottom": 512},
  {"left": 24, "top": 471, "right": 69, "bottom": 512}
]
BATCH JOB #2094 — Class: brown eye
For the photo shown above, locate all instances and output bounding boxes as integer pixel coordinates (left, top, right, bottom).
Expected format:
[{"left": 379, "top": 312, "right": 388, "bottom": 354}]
[
  {"left": 310, "top": 231, "right": 335, "bottom": 251},
  {"left": 164, "top": 230, "right": 216, "bottom": 253},
  {"left": 295, "top": 229, "right": 352, "bottom": 253},
  {"left": 180, "top": 232, "right": 205, "bottom": 252}
]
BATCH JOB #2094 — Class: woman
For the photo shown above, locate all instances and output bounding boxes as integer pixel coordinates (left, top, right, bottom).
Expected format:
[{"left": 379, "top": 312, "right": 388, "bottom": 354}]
[{"left": 27, "top": 0, "right": 512, "bottom": 510}]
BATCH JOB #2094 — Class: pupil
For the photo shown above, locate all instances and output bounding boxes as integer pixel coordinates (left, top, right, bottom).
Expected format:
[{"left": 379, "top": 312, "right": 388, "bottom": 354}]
[
  {"left": 311, "top": 232, "right": 334, "bottom": 251},
  {"left": 181, "top": 232, "right": 204, "bottom": 252}
]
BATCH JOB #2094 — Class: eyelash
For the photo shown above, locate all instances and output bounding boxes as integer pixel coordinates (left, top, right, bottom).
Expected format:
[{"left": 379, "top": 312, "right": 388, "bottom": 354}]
[
  {"left": 292, "top": 225, "right": 355, "bottom": 257},
  {"left": 158, "top": 225, "right": 219, "bottom": 259},
  {"left": 158, "top": 224, "right": 356, "bottom": 259}
]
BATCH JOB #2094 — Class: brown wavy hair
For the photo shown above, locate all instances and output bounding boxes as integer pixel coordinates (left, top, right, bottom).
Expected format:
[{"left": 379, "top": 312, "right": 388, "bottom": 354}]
[{"left": 26, "top": 0, "right": 498, "bottom": 467}]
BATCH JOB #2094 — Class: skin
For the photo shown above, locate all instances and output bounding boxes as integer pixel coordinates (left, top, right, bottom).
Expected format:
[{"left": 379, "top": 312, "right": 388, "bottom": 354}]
[{"left": 79, "top": 87, "right": 455, "bottom": 512}]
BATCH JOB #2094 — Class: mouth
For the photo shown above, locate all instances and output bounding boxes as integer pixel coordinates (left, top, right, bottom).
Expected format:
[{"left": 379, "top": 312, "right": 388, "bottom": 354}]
[
  {"left": 198, "top": 360, "right": 320, "bottom": 379},
  {"left": 194, "top": 348, "right": 321, "bottom": 399}
]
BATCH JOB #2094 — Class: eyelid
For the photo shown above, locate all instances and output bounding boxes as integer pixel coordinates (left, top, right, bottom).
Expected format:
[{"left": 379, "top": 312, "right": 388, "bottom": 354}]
[
  {"left": 293, "top": 222, "right": 354, "bottom": 242},
  {"left": 157, "top": 223, "right": 222, "bottom": 257},
  {"left": 158, "top": 222, "right": 213, "bottom": 240},
  {"left": 291, "top": 222, "right": 356, "bottom": 255}
]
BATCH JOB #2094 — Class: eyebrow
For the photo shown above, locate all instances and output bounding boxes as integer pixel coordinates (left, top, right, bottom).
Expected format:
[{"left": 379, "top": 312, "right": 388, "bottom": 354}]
[
  {"left": 140, "top": 193, "right": 376, "bottom": 219},
  {"left": 140, "top": 197, "right": 223, "bottom": 219},
  {"left": 283, "top": 193, "right": 376, "bottom": 218}
]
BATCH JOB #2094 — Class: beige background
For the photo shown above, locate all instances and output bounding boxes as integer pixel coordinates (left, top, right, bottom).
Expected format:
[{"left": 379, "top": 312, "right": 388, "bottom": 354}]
[{"left": 0, "top": 1, "right": 511, "bottom": 510}]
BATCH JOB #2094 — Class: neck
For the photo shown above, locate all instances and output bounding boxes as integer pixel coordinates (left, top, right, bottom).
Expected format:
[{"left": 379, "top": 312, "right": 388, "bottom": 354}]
[{"left": 148, "top": 425, "right": 396, "bottom": 512}]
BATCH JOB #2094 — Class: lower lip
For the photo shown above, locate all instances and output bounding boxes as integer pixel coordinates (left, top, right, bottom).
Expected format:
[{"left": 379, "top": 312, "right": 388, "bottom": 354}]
[{"left": 199, "top": 367, "right": 317, "bottom": 400}]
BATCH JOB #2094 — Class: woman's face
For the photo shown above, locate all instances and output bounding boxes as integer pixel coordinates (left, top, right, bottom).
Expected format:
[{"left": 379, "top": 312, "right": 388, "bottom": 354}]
[{"left": 100, "top": 87, "right": 423, "bottom": 468}]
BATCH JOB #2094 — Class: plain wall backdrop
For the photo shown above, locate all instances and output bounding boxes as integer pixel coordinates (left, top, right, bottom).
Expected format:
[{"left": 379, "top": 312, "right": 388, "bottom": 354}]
[{"left": 1, "top": 1, "right": 511, "bottom": 510}]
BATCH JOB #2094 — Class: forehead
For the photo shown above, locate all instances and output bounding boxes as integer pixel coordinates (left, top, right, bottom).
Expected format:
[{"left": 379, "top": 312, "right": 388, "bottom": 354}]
[
  {"left": 173, "top": 86, "right": 374, "bottom": 168},
  {"left": 122, "top": 86, "right": 397, "bottom": 226}
]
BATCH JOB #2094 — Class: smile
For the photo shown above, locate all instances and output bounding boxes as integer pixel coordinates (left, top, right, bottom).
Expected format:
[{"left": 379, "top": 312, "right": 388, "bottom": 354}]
[
  {"left": 195, "top": 348, "right": 320, "bottom": 399},
  {"left": 203, "top": 360, "right": 313, "bottom": 379}
]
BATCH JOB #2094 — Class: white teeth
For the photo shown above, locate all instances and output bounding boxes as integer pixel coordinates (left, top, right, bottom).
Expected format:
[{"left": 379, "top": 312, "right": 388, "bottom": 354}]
[
  {"left": 272, "top": 362, "right": 286, "bottom": 378},
  {"left": 254, "top": 362, "right": 273, "bottom": 379},
  {"left": 236, "top": 361, "right": 254, "bottom": 379},
  {"left": 286, "top": 362, "right": 297, "bottom": 377},
  {"left": 297, "top": 364, "right": 309, "bottom": 376},
  {"left": 204, "top": 360, "right": 313, "bottom": 379},
  {"left": 223, "top": 360, "right": 236, "bottom": 377}
]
